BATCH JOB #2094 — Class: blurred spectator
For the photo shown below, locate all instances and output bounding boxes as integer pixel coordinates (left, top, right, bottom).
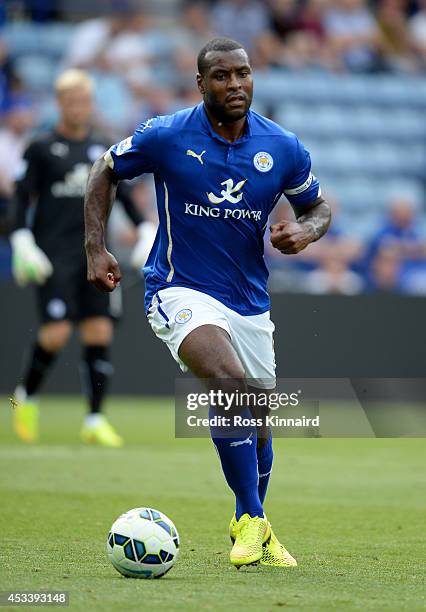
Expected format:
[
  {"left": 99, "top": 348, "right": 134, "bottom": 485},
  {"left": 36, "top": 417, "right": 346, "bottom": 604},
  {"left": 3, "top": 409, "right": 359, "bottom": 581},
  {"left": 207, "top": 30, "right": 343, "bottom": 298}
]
[
  {"left": 135, "top": 84, "right": 179, "bottom": 122},
  {"left": 305, "top": 251, "right": 364, "bottom": 294},
  {"left": 272, "top": 28, "right": 331, "bottom": 70},
  {"left": 0, "top": 97, "right": 35, "bottom": 270},
  {"left": 63, "top": 16, "right": 128, "bottom": 70},
  {"left": 211, "top": 0, "right": 270, "bottom": 54},
  {"left": 266, "top": 195, "right": 364, "bottom": 293},
  {"left": 365, "top": 196, "right": 426, "bottom": 291},
  {"left": 22, "top": 0, "right": 60, "bottom": 22},
  {"left": 298, "top": 0, "right": 328, "bottom": 39},
  {"left": 367, "top": 196, "right": 426, "bottom": 263},
  {"left": 368, "top": 244, "right": 402, "bottom": 292},
  {"left": 101, "top": 13, "right": 155, "bottom": 82},
  {"left": 267, "top": 196, "right": 363, "bottom": 269},
  {"left": 173, "top": 1, "right": 214, "bottom": 82},
  {"left": 63, "top": 12, "right": 155, "bottom": 74},
  {"left": 266, "top": 0, "right": 327, "bottom": 42},
  {"left": 1, "top": 4, "right": 426, "bottom": 292},
  {"left": 323, "top": 0, "right": 383, "bottom": 71},
  {"left": 257, "top": 0, "right": 331, "bottom": 71},
  {"left": 0, "top": 41, "right": 27, "bottom": 113},
  {"left": 267, "top": 0, "right": 302, "bottom": 40},
  {"left": 376, "top": 0, "right": 419, "bottom": 72},
  {"left": 5, "top": 0, "right": 60, "bottom": 22},
  {"left": 64, "top": 11, "right": 173, "bottom": 102},
  {"left": 399, "top": 262, "right": 426, "bottom": 294},
  {"left": 0, "top": 98, "right": 35, "bottom": 202},
  {"left": 63, "top": 12, "right": 164, "bottom": 131},
  {"left": 176, "top": 82, "right": 203, "bottom": 109},
  {"left": 0, "top": 42, "right": 10, "bottom": 113},
  {"left": 409, "top": 0, "right": 426, "bottom": 66}
]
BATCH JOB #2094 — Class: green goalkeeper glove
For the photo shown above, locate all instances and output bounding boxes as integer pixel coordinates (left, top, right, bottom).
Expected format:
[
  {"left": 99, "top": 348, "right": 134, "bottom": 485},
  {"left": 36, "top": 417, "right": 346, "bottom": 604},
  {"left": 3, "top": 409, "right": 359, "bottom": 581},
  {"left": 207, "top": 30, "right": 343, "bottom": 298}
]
[{"left": 10, "top": 228, "right": 53, "bottom": 286}]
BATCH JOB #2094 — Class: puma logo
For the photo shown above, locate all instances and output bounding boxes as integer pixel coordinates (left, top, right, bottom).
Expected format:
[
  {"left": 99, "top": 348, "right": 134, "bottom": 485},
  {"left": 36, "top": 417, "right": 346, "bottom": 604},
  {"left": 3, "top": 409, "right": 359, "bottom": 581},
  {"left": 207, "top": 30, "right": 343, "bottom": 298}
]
[
  {"left": 186, "top": 149, "right": 206, "bottom": 165},
  {"left": 230, "top": 433, "right": 253, "bottom": 447}
]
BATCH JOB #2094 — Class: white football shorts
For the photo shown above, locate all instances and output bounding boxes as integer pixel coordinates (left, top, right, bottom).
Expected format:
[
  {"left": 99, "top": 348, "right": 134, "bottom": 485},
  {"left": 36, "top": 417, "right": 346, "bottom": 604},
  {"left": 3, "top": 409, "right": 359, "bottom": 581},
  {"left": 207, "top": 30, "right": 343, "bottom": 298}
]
[{"left": 147, "top": 287, "right": 276, "bottom": 389}]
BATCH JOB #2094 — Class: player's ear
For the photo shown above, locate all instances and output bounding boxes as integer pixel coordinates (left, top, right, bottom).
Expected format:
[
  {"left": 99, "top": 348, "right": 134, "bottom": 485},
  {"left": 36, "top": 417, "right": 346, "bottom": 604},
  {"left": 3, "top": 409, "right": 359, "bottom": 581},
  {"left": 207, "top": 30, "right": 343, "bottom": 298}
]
[{"left": 196, "top": 73, "right": 205, "bottom": 95}]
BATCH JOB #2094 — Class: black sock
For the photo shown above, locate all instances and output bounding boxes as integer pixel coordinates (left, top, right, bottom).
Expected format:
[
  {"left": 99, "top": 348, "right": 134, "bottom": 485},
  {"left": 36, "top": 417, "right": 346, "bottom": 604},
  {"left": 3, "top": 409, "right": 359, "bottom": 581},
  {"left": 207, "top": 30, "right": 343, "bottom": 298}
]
[
  {"left": 80, "top": 345, "right": 113, "bottom": 414},
  {"left": 22, "top": 342, "right": 57, "bottom": 396}
]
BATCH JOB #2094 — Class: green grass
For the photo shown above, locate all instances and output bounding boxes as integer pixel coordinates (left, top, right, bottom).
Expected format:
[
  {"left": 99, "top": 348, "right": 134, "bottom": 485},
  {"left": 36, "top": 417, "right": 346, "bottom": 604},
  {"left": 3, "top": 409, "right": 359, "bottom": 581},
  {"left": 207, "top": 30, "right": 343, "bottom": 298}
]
[{"left": 0, "top": 397, "right": 425, "bottom": 611}]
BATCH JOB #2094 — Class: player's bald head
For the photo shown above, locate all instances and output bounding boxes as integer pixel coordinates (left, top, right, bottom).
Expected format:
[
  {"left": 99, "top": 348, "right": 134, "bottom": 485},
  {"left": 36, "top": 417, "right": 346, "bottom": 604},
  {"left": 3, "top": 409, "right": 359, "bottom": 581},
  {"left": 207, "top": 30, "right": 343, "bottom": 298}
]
[{"left": 197, "top": 38, "right": 247, "bottom": 77}]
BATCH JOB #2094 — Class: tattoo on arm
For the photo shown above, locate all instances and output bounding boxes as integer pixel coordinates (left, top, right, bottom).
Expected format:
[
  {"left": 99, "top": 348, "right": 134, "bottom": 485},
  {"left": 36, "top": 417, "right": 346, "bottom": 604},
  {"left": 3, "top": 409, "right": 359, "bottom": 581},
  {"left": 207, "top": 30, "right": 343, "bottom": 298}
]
[
  {"left": 295, "top": 198, "right": 332, "bottom": 242},
  {"left": 84, "top": 158, "right": 118, "bottom": 251}
]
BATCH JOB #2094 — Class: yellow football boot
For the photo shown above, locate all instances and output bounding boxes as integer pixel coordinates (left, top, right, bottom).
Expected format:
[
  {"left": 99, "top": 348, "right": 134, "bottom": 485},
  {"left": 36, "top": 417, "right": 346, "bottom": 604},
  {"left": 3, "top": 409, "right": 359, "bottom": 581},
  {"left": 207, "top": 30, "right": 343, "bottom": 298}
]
[
  {"left": 230, "top": 514, "right": 297, "bottom": 567},
  {"left": 229, "top": 513, "right": 271, "bottom": 568},
  {"left": 80, "top": 416, "right": 123, "bottom": 448},
  {"left": 12, "top": 388, "right": 39, "bottom": 443}
]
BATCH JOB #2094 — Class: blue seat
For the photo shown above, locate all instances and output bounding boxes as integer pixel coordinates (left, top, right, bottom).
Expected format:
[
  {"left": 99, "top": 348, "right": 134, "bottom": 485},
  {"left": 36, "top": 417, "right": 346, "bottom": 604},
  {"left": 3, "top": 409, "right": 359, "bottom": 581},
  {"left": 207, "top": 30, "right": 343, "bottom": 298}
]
[
  {"left": 339, "top": 210, "right": 383, "bottom": 240},
  {"left": 255, "top": 70, "right": 426, "bottom": 110},
  {"left": 39, "top": 23, "right": 75, "bottom": 59},
  {"left": 14, "top": 54, "right": 57, "bottom": 92},
  {"left": 92, "top": 73, "right": 132, "bottom": 132},
  {"left": 276, "top": 104, "right": 348, "bottom": 138},
  {"left": 3, "top": 22, "right": 42, "bottom": 56}
]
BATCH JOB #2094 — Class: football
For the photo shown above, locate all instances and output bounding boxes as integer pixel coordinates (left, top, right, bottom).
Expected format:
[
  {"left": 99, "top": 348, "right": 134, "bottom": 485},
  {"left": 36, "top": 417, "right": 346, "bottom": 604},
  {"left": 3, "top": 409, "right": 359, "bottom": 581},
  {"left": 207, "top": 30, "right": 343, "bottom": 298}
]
[{"left": 107, "top": 507, "right": 180, "bottom": 579}]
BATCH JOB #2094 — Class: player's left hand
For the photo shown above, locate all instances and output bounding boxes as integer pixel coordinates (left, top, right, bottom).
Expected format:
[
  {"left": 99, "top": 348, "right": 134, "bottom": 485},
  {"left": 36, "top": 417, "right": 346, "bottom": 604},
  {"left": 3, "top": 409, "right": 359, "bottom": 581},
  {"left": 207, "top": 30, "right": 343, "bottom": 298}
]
[
  {"left": 86, "top": 247, "right": 121, "bottom": 292},
  {"left": 270, "top": 220, "right": 315, "bottom": 255}
]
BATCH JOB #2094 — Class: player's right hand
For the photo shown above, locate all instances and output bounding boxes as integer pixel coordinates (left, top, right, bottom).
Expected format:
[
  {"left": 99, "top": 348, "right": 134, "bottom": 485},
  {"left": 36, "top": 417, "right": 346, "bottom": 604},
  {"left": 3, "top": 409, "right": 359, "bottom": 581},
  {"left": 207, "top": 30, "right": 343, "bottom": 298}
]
[
  {"left": 86, "top": 246, "right": 121, "bottom": 292},
  {"left": 10, "top": 228, "right": 53, "bottom": 287},
  {"left": 270, "top": 220, "right": 315, "bottom": 255}
]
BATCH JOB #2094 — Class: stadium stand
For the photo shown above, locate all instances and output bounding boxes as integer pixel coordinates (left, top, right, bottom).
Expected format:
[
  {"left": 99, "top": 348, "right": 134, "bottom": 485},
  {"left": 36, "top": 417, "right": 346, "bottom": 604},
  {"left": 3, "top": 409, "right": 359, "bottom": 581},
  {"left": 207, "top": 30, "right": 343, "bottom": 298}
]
[{"left": 0, "top": 0, "right": 425, "bottom": 293}]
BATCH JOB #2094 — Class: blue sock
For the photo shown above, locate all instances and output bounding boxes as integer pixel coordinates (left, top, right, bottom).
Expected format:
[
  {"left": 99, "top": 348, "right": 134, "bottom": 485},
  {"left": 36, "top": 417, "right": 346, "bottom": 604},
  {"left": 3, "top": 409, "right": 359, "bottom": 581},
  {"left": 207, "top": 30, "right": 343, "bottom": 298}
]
[
  {"left": 210, "top": 407, "right": 263, "bottom": 520},
  {"left": 257, "top": 433, "right": 273, "bottom": 505}
]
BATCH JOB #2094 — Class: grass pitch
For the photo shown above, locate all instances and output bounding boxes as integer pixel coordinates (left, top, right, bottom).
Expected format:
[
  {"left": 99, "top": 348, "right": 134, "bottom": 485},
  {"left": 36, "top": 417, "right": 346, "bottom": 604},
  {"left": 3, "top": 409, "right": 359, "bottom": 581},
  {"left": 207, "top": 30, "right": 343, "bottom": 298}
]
[{"left": 0, "top": 397, "right": 424, "bottom": 611}]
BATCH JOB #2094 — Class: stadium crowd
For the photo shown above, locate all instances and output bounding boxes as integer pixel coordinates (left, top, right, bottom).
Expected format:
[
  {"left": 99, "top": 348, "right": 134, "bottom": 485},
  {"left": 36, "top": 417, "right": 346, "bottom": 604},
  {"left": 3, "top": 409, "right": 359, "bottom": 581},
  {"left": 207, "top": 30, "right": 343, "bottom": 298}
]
[{"left": 0, "top": 0, "right": 425, "bottom": 294}]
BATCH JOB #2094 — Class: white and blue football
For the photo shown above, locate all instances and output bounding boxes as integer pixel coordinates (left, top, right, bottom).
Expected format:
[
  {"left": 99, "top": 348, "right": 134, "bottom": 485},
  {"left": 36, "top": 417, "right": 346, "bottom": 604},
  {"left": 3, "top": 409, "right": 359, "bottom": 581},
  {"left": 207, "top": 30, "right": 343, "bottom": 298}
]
[{"left": 107, "top": 507, "right": 180, "bottom": 579}]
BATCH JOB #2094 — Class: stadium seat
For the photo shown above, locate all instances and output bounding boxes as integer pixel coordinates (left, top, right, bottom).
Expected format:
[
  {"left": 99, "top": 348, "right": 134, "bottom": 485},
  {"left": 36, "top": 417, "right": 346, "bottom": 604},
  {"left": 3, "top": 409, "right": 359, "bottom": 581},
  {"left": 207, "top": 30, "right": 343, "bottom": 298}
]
[
  {"left": 275, "top": 103, "right": 426, "bottom": 143},
  {"left": 14, "top": 54, "right": 57, "bottom": 92},
  {"left": 39, "top": 23, "right": 75, "bottom": 59},
  {"left": 276, "top": 104, "right": 348, "bottom": 138},
  {"left": 339, "top": 210, "right": 383, "bottom": 240},
  {"left": 3, "top": 22, "right": 42, "bottom": 56},
  {"left": 255, "top": 73, "right": 426, "bottom": 110},
  {"left": 92, "top": 73, "right": 133, "bottom": 131},
  {"left": 3, "top": 21, "right": 76, "bottom": 59},
  {"left": 305, "top": 138, "right": 425, "bottom": 176}
]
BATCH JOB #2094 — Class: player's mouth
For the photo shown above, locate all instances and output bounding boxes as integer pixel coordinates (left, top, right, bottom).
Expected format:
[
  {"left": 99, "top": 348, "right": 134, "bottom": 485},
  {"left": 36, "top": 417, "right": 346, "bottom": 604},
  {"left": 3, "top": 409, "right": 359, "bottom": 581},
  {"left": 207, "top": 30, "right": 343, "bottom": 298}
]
[{"left": 226, "top": 95, "right": 246, "bottom": 107}]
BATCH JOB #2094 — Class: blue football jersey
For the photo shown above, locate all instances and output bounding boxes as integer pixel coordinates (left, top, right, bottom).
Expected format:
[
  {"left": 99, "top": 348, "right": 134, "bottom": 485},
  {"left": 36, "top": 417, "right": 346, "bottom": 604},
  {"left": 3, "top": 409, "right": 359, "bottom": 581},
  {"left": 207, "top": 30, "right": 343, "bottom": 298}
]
[{"left": 105, "top": 103, "right": 321, "bottom": 316}]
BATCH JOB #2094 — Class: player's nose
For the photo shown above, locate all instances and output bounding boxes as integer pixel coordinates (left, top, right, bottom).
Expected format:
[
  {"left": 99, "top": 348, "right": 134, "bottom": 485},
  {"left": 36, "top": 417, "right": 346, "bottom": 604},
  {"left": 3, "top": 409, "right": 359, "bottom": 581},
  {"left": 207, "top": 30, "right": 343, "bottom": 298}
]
[{"left": 227, "top": 72, "right": 242, "bottom": 90}]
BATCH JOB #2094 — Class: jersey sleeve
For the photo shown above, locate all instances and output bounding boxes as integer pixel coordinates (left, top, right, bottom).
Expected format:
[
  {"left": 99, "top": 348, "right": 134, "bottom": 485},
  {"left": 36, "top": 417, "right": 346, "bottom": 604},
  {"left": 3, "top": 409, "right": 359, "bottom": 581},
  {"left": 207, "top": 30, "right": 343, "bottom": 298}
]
[
  {"left": 104, "top": 117, "right": 161, "bottom": 180},
  {"left": 282, "top": 138, "right": 322, "bottom": 212}
]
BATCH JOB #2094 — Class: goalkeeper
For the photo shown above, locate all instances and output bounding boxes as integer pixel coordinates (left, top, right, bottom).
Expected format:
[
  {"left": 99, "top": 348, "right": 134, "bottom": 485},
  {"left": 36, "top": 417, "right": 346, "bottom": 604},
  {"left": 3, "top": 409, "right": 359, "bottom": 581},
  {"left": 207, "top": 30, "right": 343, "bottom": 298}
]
[{"left": 9, "top": 69, "right": 156, "bottom": 446}]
